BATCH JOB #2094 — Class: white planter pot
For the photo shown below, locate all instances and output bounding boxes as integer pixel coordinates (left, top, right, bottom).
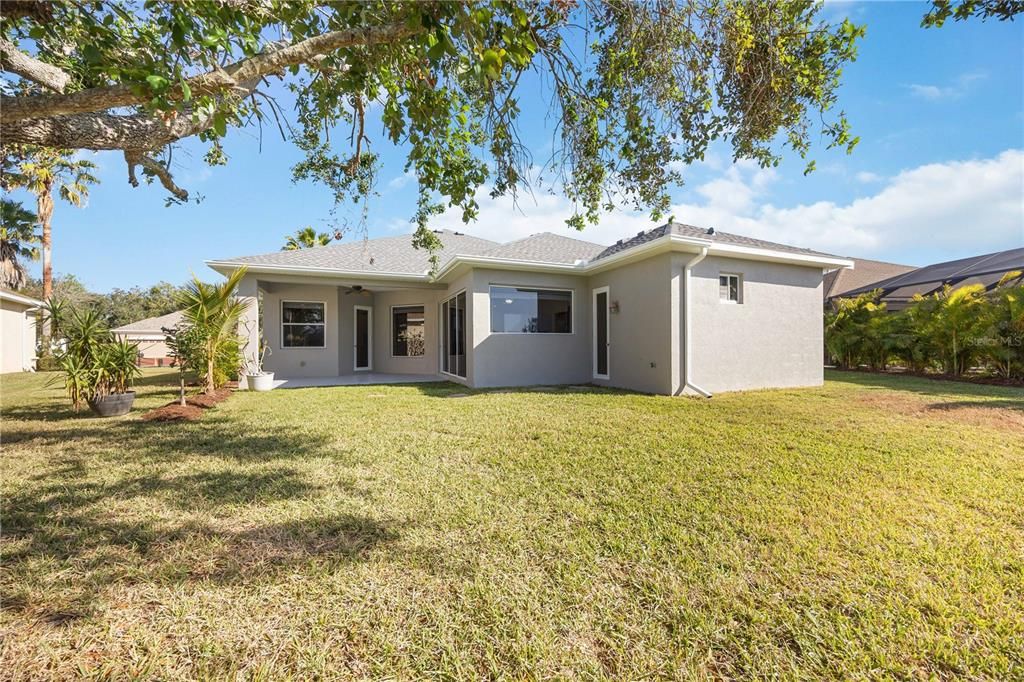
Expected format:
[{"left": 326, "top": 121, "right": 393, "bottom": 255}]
[{"left": 248, "top": 372, "right": 275, "bottom": 391}]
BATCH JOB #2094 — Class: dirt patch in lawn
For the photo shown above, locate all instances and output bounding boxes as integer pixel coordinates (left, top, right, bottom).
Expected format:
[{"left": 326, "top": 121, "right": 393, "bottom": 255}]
[
  {"left": 140, "top": 403, "right": 204, "bottom": 422},
  {"left": 854, "top": 393, "right": 1024, "bottom": 434},
  {"left": 187, "top": 388, "right": 232, "bottom": 408},
  {"left": 141, "top": 388, "right": 234, "bottom": 422}
]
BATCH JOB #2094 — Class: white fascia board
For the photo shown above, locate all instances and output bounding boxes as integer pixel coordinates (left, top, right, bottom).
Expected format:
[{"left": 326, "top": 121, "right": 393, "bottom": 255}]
[
  {"left": 204, "top": 260, "right": 431, "bottom": 282},
  {"left": 432, "top": 255, "right": 587, "bottom": 282},
  {"left": 704, "top": 243, "right": 854, "bottom": 269},
  {"left": 0, "top": 290, "right": 45, "bottom": 307}
]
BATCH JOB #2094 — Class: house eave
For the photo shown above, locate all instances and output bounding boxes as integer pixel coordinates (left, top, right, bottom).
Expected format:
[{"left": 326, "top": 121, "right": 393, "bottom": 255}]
[
  {"left": 0, "top": 290, "right": 45, "bottom": 307},
  {"left": 205, "top": 260, "right": 432, "bottom": 282}
]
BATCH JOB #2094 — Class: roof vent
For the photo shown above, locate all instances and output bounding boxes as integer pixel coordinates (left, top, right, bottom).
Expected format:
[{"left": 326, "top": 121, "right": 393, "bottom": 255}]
[
  {"left": 706, "top": 227, "right": 715, "bottom": 235},
  {"left": 453, "top": 231, "right": 464, "bottom": 236}
]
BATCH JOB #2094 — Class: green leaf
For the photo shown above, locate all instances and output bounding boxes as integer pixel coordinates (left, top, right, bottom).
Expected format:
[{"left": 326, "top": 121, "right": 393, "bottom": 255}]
[
  {"left": 212, "top": 112, "right": 227, "bottom": 137},
  {"left": 145, "top": 74, "right": 169, "bottom": 91}
]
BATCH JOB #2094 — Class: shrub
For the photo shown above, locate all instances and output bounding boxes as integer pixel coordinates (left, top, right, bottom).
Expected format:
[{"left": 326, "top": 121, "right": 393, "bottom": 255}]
[
  {"left": 826, "top": 275, "right": 1024, "bottom": 380},
  {"left": 176, "top": 267, "right": 248, "bottom": 394},
  {"left": 55, "top": 308, "right": 141, "bottom": 411}
]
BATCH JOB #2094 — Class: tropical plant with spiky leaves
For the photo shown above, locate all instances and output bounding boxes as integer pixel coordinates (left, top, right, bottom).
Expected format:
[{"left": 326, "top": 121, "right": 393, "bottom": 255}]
[{"left": 177, "top": 267, "right": 248, "bottom": 394}]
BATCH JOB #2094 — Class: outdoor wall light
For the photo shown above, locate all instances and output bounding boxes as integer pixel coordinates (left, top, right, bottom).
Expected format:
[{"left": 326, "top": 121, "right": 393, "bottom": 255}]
[{"left": 610, "top": 301, "right": 620, "bottom": 314}]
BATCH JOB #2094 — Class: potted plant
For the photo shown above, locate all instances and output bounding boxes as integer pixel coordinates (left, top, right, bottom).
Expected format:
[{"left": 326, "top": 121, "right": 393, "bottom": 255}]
[
  {"left": 244, "top": 334, "right": 274, "bottom": 391},
  {"left": 56, "top": 309, "right": 141, "bottom": 417}
]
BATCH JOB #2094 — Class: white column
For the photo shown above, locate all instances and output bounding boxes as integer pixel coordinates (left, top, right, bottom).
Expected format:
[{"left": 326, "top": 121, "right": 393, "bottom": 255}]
[{"left": 237, "top": 275, "right": 260, "bottom": 374}]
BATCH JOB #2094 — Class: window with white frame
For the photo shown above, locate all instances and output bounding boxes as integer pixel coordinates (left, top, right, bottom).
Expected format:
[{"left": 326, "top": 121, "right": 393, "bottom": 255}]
[
  {"left": 489, "top": 286, "right": 572, "bottom": 333},
  {"left": 719, "top": 274, "right": 742, "bottom": 303},
  {"left": 281, "top": 301, "right": 326, "bottom": 347}
]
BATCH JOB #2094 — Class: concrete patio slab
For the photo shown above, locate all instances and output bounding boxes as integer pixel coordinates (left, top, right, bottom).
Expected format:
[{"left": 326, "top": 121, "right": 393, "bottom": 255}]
[{"left": 271, "top": 373, "right": 447, "bottom": 389}]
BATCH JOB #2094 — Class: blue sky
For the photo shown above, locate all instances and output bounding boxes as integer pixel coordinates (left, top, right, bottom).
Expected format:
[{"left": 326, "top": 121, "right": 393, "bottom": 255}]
[{"left": 7, "top": 1, "right": 1023, "bottom": 292}]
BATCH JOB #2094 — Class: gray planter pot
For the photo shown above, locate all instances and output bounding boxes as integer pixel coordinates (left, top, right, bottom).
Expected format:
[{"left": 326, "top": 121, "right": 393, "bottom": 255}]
[
  {"left": 247, "top": 372, "right": 275, "bottom": 391},
  {"left": 88, "top": 391, "right": 136, "bottom": 417}
]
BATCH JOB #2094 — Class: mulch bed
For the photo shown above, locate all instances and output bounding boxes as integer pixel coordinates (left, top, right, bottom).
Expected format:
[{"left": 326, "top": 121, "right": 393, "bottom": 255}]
[{"left": 140, "top": 387, "right": 234, "bottom": 422}]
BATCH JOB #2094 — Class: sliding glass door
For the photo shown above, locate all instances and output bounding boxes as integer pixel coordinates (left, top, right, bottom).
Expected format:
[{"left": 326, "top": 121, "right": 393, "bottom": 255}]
[{"left": 440, "top": 291, "right": 466, "bottom": 378}]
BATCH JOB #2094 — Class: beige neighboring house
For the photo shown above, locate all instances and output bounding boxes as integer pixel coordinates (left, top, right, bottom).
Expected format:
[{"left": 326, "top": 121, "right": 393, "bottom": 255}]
[
  {"left": 209, "top": 222, "right": 853, "bottom": 396},
  {"left": 112, "top": 310, "right": 183, "bottom": 366},
  {"left": 0, "top": 289, "right": 44, "bottom": 373}
]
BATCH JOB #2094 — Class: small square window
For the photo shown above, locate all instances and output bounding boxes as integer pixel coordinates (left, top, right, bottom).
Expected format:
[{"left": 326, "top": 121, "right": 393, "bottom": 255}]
[{"left": 719, "top": 274, "right": 741, "bottom": 303}]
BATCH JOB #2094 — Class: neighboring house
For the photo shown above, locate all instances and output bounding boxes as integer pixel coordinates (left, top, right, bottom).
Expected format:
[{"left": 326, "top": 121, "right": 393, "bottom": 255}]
[
  {"left": 112, "top": 310, "right": 183, "bottom": 366},
  {"left": 837, "top": 247, "right": 1024, "bottom": 311},
  {"left": 0, "top": 289, "right": 43, "bottom": 373},
  {"left": 823, "top": 257, "right": 916, "bottom": 304},
  {"left": 207, "top": 223, "right": 852, "bottom": 395}
]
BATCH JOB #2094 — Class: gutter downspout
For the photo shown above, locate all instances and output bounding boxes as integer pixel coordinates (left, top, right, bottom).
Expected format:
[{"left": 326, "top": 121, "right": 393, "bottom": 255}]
[
  {"left": 682, "top": 248, "right": 712, "bottom": 398},
  {"left": 23, "top": 306, "right": 40, "bottom": 372}
]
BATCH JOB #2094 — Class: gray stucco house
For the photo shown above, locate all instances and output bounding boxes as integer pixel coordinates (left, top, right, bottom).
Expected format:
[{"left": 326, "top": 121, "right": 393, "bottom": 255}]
[{"left": 207, "top": 223, "right": 852, "bottom": 396}]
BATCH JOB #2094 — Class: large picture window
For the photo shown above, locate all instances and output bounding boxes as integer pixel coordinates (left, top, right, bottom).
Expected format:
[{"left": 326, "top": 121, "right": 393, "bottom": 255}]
[
  {"left": 282, "top": 301, "right": 325, "bottom": 347},
  {"left": 392, "top": 305, "right": 425, "bottom": 357},
  {"left": 489, "top": 286, "right": 572, "bottom": 334}
]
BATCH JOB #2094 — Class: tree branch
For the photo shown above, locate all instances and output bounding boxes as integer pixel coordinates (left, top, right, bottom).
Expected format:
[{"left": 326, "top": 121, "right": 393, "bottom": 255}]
[
  {"left": 1, "top": 22, "right": 421, "bottom": 123},
  {"left": 0, "top": 1, "right": 54, "bottom": 21},
  {"left": 2, "top": 108, "right": 212, "bottom": 150},
  {"left": 124, "top": 150, "right": 189, "bottom": 201},
  {"left": 0, "top": 38, "right": 71, "bottom": 93}
]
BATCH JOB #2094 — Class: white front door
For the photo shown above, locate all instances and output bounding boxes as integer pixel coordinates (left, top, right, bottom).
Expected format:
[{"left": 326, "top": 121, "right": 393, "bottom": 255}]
[{"left": 354, "top": 305, "right": 372, "bottom": 371}]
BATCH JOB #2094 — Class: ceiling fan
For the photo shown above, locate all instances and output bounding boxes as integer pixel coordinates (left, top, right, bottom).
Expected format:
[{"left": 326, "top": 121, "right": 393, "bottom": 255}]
[{"left": 343, "top": 285, "right": 372, "bottom": 296}]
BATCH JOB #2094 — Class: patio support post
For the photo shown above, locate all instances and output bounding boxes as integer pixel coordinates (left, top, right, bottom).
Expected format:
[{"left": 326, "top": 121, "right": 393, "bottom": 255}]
[{"left": 237, "top": 275, "right": 260, "bottom": 374}]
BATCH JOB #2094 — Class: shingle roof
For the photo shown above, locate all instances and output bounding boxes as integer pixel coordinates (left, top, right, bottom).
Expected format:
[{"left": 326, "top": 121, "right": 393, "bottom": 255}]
[
  {"left": 212, "top": 222, "right": 845, "bottom": 276},
  {"left": 482, "top": 232, "right": 606, "bottom": 264},
  {"left": 112, "top": 310, "right": 184, "bottom": 334},
  {"left": 593, "top": 222, "right": 842, "bottom": 261},
  {"left": 216, "top": 230, "right": 499, "bottom": 275},
  {"left": 823, "top": 258, "right": 916, "bottom": 300}
]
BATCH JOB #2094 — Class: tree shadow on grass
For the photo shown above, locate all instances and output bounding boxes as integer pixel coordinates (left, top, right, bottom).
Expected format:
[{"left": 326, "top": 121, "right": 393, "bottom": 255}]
[
  {"left": 826, "top": 369, "right": 1024, "bottom": 402},
  {"left": 2, "top": 412, "right": 334, "bottom": 463},
  {"left": 3, "top": 455, "right": 394, "bottom": 624},
  {"left": 926, "top": 399, "right": 1024, "bottom": 413}
]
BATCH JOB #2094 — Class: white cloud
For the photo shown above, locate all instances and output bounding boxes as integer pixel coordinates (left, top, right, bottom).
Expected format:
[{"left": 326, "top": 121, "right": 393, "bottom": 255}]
[
  {"left": 908, "top": 71, "right": 987, "bottom": 100},
  {"left": 855, "top": 171, "right": 883, "bottom": 183},
  {"left": 425, "top": 150, "right": 1023, "bottom": 261},
  {"left": 386, "top": 170, "right": 415, "bottom": 190}
]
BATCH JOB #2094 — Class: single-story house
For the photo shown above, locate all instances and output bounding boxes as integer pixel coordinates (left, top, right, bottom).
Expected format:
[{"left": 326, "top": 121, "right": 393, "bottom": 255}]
[
  {"left": 112, "top": 310, "right": 183, "bottom": 366},
  {"left": 836, "top": 247, "right": 1024, "bottom": 311},
  {"left": 207, "top": 222, "right": 853, "bottom": 395},
  {"left": 0, "top": 289, "right": 43, "bottom": 373},
  {"left": 823, "top": 257, "right": 916, "bottom": 304}
]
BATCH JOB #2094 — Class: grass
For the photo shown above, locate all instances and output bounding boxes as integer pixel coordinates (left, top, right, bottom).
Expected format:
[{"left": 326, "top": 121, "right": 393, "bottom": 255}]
[{"left": 1, "top": 369, "right": 1022, "bottom": 679}]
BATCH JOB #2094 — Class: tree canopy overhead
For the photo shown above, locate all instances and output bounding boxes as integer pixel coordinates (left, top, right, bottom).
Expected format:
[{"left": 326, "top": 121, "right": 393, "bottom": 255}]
[{"left": 1, "top": 1, "right": 867, "bottom": 253}]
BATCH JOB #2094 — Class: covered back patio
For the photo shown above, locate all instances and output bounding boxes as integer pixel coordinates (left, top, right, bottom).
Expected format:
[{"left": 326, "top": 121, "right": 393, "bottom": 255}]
[{"left": 236, "top": 272, "right": 468, "bottom": 386}]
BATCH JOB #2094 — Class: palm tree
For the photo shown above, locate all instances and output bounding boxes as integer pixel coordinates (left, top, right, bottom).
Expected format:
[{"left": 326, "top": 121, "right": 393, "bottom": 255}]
[
  {"left": 178, "top": 267, "right": 248, "bottom": 394},
  {"left": 5, "top": 147, "right": 98, "bottom": 300},
  {"left": 282, "top": 226, "right": 333, "bottom": 250},
  {"left": 0, "top": 199, "right": 40, "bottom": 290},
  {"left": 930, "top": 283, "right": 986, "bottom": 375}
]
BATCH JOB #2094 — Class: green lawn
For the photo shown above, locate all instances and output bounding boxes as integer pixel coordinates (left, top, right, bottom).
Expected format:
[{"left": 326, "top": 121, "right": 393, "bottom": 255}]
[{"left": 2, "top": 370, "right": 1022, "bottom": 679}]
